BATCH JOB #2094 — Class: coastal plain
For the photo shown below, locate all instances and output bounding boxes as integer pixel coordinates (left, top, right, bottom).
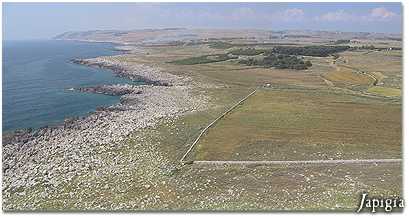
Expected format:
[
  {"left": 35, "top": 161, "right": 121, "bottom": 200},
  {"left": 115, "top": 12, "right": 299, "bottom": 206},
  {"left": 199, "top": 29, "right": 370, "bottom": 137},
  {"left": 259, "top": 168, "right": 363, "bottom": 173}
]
[{"left": 2, "top": 29, "right": 402, "bottom": 211}]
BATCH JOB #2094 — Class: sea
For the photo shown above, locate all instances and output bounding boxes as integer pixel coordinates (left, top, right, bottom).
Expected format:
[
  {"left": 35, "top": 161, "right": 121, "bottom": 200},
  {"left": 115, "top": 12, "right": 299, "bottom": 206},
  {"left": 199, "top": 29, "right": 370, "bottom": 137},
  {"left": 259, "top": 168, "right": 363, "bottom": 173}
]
[{"left": 2, "top": 40, "right": 138, "bottom": 132}]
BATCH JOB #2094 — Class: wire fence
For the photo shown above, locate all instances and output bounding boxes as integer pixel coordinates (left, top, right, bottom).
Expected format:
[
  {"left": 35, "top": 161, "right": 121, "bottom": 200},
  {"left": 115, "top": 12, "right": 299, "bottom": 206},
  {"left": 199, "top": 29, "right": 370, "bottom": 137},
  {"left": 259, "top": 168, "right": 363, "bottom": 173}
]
[{"left": 180, "top": 88, "right": 258, "bottom": 164}]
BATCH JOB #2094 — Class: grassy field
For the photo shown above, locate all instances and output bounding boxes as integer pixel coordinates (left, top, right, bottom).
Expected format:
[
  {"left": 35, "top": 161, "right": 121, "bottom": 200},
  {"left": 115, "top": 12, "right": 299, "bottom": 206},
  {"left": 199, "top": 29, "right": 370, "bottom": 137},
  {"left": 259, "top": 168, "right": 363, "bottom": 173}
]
[
  {"left": 5, "top": 31, "right": 402, "bottom": 211},
  {"left": 115, "top": 41, "right": 401, "bottom": 163},
  {"left": 323, "top": 66, "right": 374, "bottom": 89},
  {"left": 367, "top": 86, "right": 401, "bottom": 97},
  {"left": 339, "top": 50, "right": 402, "bottom": 89},
  {"left": 169, "top": 53, "right": 237, "bottom": 65},
  {"left": 78, "top": 39, "right": 402, "bottom": 210},
  {"left": 195, "top": 88, "right": 401, "bottom": 161},
  {"left": 96, "top": 33, "right": 398, "bottom": 211}
]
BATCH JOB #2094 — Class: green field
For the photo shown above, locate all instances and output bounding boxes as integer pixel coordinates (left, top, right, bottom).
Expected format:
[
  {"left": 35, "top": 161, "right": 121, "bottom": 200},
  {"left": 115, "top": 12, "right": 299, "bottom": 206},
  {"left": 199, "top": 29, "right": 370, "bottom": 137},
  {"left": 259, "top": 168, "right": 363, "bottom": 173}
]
[{"left": 169, "top": 53, "right": 237, "bottom": 65}]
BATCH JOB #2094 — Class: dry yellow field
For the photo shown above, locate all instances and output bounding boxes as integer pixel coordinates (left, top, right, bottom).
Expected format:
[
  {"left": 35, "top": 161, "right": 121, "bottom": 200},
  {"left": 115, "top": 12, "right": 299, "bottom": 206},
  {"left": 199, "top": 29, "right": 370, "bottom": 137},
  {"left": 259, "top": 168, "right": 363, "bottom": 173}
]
[
  {"left": 367, "top": 86, "right": 401, "bottom": 97},
  {"left": 339, "top": 50, "right": 402, "bottom": 89},
  {"left": 195, "top": 88, "right": 401, "bottom": 161},
  {"left": 323, "top": 67, "right": 374, "bottom": 88}
]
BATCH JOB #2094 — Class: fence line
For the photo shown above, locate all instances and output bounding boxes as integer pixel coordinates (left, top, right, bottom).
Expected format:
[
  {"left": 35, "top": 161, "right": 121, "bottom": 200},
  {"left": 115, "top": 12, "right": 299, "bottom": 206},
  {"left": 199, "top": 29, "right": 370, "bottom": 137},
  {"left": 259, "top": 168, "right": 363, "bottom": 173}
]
[{"left": 180, "top": 88, "right": 258, "bottom": 164}]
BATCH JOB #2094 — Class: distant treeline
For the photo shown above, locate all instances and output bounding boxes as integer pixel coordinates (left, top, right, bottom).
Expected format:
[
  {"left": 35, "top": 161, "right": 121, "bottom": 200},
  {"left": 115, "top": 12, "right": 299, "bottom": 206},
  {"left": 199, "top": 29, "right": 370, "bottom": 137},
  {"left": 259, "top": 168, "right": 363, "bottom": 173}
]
[
  {"left": 350, "top": 45, "right": 402, "bottom": 51},
  {"left": 208, "top": 42, "right": 235, "bottom": 49},
  {"left": 283, "top": 34, "right": 313, "bottom": 38},
  {"left": 170, "top": 44, "right": 353, "bottom": 69},
  {"left": 229, "top": 48, "right": 266, "bottom": 56},
  {"left": 208, "top": 41, "right": 297, "bottom": 49},
  {"left": 239, "top": 54, "right": 312, "bottom": 70},
  {"left": 265, "top": 46, "right": 350, "bottom": 57},
  {"left": 386, "top": 37, "right": 402, "bottom": 41},
  {"left": 334, "top": 39, "right": 351, "bottom": 44},
  {"left": 207, "top": 37, "right": 254, "bottom": 41},
  {"left": 350, "top": 45, "right": 377, "bottom": 50},
  {"left": 169, "top": 54, "right": 237, "bottom": 65},
  {"left": 233, "top": 45, "right": 350, "bottom": 70},
  {"left": 374, "top": 37, "right": 402, "bottom": 41},
  {"left": 230, "top": 46, "right": 350, "bottom": 57}
]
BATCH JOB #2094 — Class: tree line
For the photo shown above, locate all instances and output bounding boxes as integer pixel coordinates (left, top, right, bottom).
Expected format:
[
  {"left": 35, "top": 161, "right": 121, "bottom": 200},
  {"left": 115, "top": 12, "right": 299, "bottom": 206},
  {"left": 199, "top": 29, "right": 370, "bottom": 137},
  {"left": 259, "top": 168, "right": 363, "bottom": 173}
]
[
  {"left": 239, "top": 54, "right": 312, "bottom": 70},
  {"left": 266, "top": 46, "right": 350, "bottom": 57}
]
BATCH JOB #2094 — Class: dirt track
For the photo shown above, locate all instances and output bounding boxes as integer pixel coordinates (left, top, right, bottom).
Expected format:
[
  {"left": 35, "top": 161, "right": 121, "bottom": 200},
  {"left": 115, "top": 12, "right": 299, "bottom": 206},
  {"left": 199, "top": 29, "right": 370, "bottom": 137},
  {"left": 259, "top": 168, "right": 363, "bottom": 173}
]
[{"left": 193, "top": 159, "right": 402, "bottom": 165}]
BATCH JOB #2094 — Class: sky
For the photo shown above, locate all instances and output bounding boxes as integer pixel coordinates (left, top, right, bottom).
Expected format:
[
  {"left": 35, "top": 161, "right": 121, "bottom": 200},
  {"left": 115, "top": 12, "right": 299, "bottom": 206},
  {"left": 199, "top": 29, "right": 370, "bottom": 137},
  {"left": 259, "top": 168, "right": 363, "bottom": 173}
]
[{"left": 2, "top": 2, "right": 403, "bottom": 40}]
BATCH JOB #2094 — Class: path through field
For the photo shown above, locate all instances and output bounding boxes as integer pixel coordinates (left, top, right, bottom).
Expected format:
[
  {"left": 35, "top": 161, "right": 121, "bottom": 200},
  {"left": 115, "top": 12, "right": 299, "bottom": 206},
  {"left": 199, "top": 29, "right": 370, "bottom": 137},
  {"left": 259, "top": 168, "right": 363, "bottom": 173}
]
[{"left": 193, "top": 159, "right": 402, "bottom": 165}]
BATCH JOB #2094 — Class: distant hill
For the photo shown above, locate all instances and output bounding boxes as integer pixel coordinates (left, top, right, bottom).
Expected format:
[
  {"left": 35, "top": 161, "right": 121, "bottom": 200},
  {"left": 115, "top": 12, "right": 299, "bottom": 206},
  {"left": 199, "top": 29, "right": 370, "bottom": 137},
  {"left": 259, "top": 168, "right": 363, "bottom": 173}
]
[{"left": 54, "top": 28, "right": 402, "bottom": 45}]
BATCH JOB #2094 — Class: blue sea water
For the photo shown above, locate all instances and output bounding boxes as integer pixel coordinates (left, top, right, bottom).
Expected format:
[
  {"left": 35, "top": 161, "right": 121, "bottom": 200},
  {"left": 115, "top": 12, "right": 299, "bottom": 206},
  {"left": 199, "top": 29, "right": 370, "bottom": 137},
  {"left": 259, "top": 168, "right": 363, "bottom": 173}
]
[{"left": 2, "top": 40, "right": 136, "bottom": 132}]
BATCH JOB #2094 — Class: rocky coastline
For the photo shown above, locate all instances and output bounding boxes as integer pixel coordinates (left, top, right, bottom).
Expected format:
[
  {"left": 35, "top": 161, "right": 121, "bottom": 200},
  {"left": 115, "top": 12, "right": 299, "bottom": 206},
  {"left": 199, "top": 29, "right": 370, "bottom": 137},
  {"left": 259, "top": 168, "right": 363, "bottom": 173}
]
[
  {"left": 2, "top": 54, "right": 210, "bottom": 210},
  {"left": 75, "top": 84, "right": 142, "bottom": 96},
  {"left": 72, "top": 57, "right": 173, "bottom": 86}
]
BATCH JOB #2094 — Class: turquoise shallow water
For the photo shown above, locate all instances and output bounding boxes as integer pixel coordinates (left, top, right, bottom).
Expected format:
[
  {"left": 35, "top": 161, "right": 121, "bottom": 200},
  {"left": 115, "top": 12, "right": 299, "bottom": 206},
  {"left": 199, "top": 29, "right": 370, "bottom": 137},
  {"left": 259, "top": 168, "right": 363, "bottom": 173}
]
[{"left": 2, "top": 40, "right": 136, "bottom": 131}]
